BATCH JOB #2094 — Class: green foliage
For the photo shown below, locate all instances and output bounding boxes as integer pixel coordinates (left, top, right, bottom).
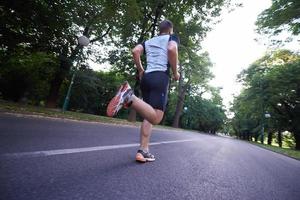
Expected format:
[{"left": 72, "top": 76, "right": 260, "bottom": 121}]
[
  {"left": 1, "top": 0, "right": 123, "bottom": 106},
  {"left": 231, "top": 49, "right": 300, "bottom": 149},
  {"left": 0, "top": 0, "right": 233, "bottom": 128},
  {"left": 0, "top": 50, "right": 58, "bottom": 104},
  {"left": 108, "top": 0, "right": 234, "bottom": 77},
  {"left": 105, "top": 0, "right": 233, "bottom": 125},
  {"left": 181, "top": 96, "right": 226, "bottom": 133},
  {"left": 256, "top": 0, "right": 300, "bottom": 44},
  {"left": 281, "top": 132, "right": 296, "bottom": 148},
  {"left": 182, "top": 50, "right": 214, "bottom": 93},
  {"left": 170, "top": 50, "right": 215, "bottom": 128},
  {"left": 164, "top": 88, "right": 226, "bottom": 133},
  {"left": 0, "top": 0, "right": 120, "bottom": 53},
  {"left": 59, "top": 69, "right": 127, "bottom": 116}
]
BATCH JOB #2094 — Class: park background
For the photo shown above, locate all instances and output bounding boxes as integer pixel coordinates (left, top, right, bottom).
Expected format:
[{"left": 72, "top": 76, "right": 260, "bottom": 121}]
[{"left": 1, "top": 0, "right": 299, "bottom": 152}]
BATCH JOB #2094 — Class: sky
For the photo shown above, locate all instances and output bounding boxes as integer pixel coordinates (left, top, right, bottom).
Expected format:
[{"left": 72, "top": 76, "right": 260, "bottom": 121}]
[{"left": 202, "top": 0, "right": 272, "bottom": 109}]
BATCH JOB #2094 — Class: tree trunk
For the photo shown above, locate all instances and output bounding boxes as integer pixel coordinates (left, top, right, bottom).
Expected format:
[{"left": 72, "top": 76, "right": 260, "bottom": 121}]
[
  {"left": 46, "top": 58, "right": 71, "bottom": 108},
  {"left": 46, "top": 44, "right": 81, "bottom": 108},
  {"left": 291, "top": 119, "right": 300, "bottom": 150},
  {"left": 172, "top": 66, "right": 186, "bottom": 128},
  {"left": 254, "top": 133, "right": 259, "bottom": 142},
  {"left": 247, "top": 132, "right": 251, "bottom": 141},
  {"left": 172, "top": 91, "right": 185, "bottom": 128},
  {"left": 277, "top": 130, "right": 282, "bottom": 148},
  {"left": 260, "top": 123, "right": 265, "bottom": 144},
  {"left": 294, "top": 132, "right": 300, "bottom": 150},
  {"left": 161, "top": 82, "right": 171, "bottom": 125},
  {"left": 267, "top": 131, "right": 273, "bottom": 145},
  {"left": 260, "top": 133, "right": 264, "bottom": 144}
]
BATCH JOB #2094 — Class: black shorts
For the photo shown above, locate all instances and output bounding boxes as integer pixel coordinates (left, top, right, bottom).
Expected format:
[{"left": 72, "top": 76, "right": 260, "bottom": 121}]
[{"left": 140, "top": 71, "right": 169, "bottom": 111}]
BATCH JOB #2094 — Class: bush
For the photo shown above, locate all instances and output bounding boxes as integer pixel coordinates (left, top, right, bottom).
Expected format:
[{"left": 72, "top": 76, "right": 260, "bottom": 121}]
[{"left": 0, "top": 50, "right": 58, "bottom": 104}]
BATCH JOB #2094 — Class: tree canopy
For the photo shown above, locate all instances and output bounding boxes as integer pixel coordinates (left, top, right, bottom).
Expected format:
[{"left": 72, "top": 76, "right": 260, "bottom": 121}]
[
  {"left": 256, "top": 0, "right": 300, "bottom": 45},
  {"left": 231, "top": 50, "right": 300, "bottom": 149}
]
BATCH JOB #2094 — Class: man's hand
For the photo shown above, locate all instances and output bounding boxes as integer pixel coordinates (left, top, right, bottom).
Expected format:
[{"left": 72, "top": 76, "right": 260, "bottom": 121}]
[{"left": 173, "top": 71, "right": 180, "bottom": 81}]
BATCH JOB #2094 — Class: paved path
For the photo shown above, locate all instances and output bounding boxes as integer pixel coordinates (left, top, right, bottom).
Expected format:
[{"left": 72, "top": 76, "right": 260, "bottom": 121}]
[{"left": 1, "top": 113, "right": 300, "bottom": 200}]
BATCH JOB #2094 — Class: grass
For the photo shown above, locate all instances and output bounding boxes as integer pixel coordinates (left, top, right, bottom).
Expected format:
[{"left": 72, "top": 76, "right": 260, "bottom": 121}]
[
  {"left": 0, "top": 100, "right": 184, "bottom": 131},
  {"left": 250, "top": 141, "right": 300, "bottom": 160},
  {"left": 0, "top": 100, "right": 141, "bottom": 127}
]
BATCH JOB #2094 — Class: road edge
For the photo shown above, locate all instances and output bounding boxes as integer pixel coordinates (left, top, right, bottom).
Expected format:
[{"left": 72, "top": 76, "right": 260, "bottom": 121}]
[
  {"left": 0, "top": 111, "right": 199, "bottom": 134},
  {"left": 247, "top": 141, "right": 300, "bottom": 161}
]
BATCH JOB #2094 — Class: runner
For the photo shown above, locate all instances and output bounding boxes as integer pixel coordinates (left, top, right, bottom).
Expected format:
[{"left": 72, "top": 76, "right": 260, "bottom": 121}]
[{"left": 107, "top": 20, "right": 180, "bottom": 162}]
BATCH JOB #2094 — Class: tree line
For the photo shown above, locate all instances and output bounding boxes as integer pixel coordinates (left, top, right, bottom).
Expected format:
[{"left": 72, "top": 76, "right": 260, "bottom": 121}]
[
  {"left": 230, "top": 50, "right": 300, "bottom": 149},
  {"left": 229, "top": 0, "right": 300, "bottom": 149}
]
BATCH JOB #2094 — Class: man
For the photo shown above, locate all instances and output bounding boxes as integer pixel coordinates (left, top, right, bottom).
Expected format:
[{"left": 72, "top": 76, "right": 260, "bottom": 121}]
[{"left": 107, "top": 20, "right": 179, "bottom": 163}]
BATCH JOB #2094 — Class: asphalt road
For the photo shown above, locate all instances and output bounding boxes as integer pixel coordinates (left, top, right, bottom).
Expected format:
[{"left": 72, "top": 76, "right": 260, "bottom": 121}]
[{"left": 1, "top": 113, "right": 300, "bottom": 200}]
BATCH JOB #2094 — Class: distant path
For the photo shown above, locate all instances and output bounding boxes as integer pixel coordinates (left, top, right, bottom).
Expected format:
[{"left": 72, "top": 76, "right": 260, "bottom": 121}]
[{"left": 1, "top": 113, "right": 300, "bottom": 200}]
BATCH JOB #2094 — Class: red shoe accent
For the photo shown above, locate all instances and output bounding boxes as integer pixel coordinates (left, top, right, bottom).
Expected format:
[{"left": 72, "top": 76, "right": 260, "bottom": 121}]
[
  {"left": 106, "top": 81, "right": 131, "bottom": 117},
  {"left": 106, "top": 95, "right": 121, "bottom": 117}
]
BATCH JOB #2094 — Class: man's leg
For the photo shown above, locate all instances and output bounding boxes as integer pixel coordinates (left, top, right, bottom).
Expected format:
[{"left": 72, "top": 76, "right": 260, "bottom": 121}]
[
  {"left": 106, "top": 81, "right": 166, "bottom": 162},
  {"left": 139, "top": 108, "right": 164, "bottom": 150},
  {"left": 139, "top": 119, "right": 152, "bottom": 151},
  {"left": 130, "top": 95, "right": 164, "bottom": 125},
  {"left": 106, "top": 81, "right": 164, "bottom": 125},
  {"left": 136, "top": 109, "right": 163, "bottom": 162}
]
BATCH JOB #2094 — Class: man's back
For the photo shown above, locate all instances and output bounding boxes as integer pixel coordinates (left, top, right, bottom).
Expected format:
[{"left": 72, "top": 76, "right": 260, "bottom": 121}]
[{"left": 144, "top": 35, "right": 170, "bottom": 73}]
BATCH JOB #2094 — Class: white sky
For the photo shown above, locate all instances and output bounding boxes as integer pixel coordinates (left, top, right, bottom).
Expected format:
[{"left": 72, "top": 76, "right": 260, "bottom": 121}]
[{"left": 202, "top": 0, "right": 272, "bottom": 109}]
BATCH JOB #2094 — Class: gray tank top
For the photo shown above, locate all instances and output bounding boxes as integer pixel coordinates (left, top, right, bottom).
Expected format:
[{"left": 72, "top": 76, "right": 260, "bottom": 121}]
[{"left": 144, "top": 35, "right": 170, "bottom": 73}]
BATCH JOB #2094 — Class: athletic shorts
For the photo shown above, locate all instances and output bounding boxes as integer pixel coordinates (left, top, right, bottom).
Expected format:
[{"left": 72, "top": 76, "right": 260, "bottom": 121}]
[{"left": 140, "top": 71, "right": 169, "bottom": 111}]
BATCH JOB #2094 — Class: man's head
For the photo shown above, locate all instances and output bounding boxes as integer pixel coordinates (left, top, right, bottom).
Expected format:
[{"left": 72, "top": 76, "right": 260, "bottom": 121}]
[{"left": 159, "top": 20, "right": 173, "bottom": 35}]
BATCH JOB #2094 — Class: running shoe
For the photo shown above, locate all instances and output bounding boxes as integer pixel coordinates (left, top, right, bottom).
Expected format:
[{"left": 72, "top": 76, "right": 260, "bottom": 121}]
[
  {"left": 106, "top": 81, "right": 133, "bottom": 117},
  {"left": 136, "top": 149, "right": 155, "bottom": 163}
]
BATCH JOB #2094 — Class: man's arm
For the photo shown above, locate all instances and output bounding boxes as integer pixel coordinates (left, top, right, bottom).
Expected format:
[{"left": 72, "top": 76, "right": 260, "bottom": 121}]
[
  {"left": 167, "top": 40, "right": 180, "bottom": 81},
  {"left": 132, "top": 44, "right": 144, "bottom": 80}
]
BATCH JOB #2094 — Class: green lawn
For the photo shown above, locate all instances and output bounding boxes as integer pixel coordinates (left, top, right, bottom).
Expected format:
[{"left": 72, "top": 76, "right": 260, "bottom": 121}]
[
  {"left": 0, "top": 100, "right": 141, "bottom": 126},
  {"left": 0, "top": 100, "right": 183, "bottom": 131},
  {"left": 250, "top": 142, "right": 300, "bottom": 160}
]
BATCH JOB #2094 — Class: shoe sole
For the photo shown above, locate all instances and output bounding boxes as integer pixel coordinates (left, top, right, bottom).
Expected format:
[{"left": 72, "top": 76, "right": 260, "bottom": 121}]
[
  {"left": 106, "top": 82, "right": 130, "bottom": 117},
  {"left": 135, "top": 153, "right": 155, "bottom": 163},
  {"left": 106, "top": 95, "right": 122, "bottom": 117}
]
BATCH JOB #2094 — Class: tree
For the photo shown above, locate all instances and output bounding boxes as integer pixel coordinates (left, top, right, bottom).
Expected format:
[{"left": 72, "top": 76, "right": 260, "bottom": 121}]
[
  {"left": 230, "top": 89, "right": 262, "bottom": 141},
  {"left": 181, "top": 94, "right": 226, "bottom": 133},
  {"left": 108, "top": 0, "right": 236, "bottom": 122},
  {"left": 231, "top": 50, "right": 300, "bottom": 149},
  {"left": 256, "top": 0, "right": 300, "bottom": 45},
  {"left": 172, "top": 50, "right": 213, "bottom": 128},
  {"left": 265, "top": 58, "right": 300, "bottom": 149},
  {"left": 1, "top": 0, "right": 120, "bottom": 107},
  {"left": 59, "top": 68, "right": 127, "bottom": 116},
  {"left": 0, "top": 0, "right": 236, "bottom": 122},
  {"left": 0, "top": 50, "right": 58, "bottom": 104}
]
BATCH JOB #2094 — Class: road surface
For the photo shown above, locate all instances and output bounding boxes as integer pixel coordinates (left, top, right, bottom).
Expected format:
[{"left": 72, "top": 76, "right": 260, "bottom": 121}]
[{"left": 1, "top": 113, "right": 300, "bottom": 200}]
